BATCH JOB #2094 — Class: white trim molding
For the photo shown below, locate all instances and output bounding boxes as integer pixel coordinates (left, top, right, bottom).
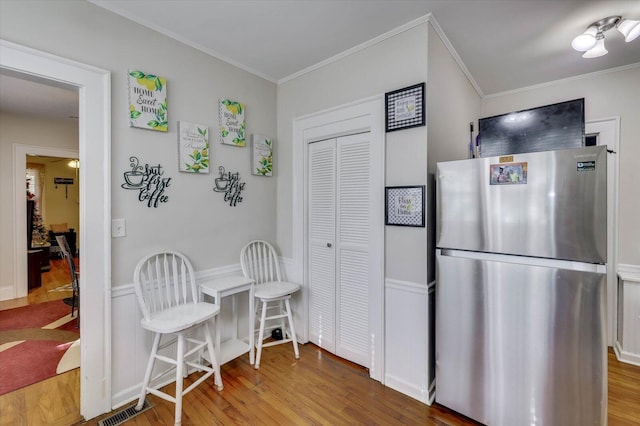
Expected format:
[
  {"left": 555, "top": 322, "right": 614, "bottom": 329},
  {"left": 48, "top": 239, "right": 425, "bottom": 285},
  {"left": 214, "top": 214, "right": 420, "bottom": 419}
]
[
  {"left": 615, "top": 264, "right": 640, "bottom": 366},
  {"left": 484, "top": 62, "right": 640, "bottom": 99},
  {"left": 293, "top": 96, "right": 385, "bottom": 382},
  {"left": 384, "top": 279, "right": 436, "bottom": 405},
  {"left": 111, "top": 262, "right": 247, "bottom": 408},
  {"left": 1, "top": 39, "right": 112, "bottom": 419}
]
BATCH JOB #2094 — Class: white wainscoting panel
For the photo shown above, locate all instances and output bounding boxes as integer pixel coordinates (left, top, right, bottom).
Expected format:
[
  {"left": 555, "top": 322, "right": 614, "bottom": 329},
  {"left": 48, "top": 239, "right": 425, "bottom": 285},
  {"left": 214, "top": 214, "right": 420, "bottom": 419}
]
[
  {"left": 615, "top": 264, "right": 640, "bottom": 366},
  {"left": 109, "top": 261, "right": 304, "bottom": 409},
  {"left": 110, "top": 263, "right": 245, "bottom": 409},
  {"left": 384, "top": 279, "right": 435, "bottom": 405},
  {"left": 281, "top": 256, "right": 306, "bottom": 344}
]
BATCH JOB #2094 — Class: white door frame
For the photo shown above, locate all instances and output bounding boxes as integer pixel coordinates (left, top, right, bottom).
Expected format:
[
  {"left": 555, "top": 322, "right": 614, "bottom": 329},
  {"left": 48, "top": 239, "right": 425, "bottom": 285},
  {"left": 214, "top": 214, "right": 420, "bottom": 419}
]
[
  {"left": 586, "top": 117, "right": 619, "bottom": 347},
  {"left": 1, "top": 40, "right": 112, "bottom": 419},
  {"left": 292, "top": 96, "right": 385, "bottom": 382}
]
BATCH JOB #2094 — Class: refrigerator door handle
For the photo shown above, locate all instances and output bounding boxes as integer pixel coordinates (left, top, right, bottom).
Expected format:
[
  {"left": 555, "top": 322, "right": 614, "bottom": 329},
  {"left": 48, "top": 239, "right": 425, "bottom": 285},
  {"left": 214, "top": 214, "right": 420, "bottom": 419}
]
[{"left": 437, "top": 248, "right": 605, "bottom": 274}]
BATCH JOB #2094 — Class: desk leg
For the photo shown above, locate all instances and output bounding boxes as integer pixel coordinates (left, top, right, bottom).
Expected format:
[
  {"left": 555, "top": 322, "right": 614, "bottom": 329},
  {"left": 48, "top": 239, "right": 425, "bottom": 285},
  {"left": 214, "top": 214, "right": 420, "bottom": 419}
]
[
  {"left": 249, "top": 285, "right": 255, "bottom": 365},
  {"left": 214, "top": 296, "right": 222, "bottom": 374}
]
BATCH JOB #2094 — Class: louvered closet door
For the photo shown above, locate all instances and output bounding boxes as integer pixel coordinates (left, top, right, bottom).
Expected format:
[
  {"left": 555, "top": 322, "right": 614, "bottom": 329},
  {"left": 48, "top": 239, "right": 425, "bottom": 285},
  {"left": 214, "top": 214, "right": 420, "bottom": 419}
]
[
  {"left": 335, "top": 133, "right": 371, "bottom": 367},
  {"left": 308, "top": 139, "right": 336, "bottom": 352},
  {"left": 308, "top": 133, "right": 371, "bottom": 367}
]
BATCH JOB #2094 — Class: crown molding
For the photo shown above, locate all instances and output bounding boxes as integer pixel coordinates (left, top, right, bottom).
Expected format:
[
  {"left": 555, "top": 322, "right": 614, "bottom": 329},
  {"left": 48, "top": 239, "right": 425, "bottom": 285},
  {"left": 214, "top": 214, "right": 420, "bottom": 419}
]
[
  {"left": 87, "top": 0, "right": 278, "bottom": 83},
  {"left": 484, "top": 62, "right": 640, "bottom": 99}
]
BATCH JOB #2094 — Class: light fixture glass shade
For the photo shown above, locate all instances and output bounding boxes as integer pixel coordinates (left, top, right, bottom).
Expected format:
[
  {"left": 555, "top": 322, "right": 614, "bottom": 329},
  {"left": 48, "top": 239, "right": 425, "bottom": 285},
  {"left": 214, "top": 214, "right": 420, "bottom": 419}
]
[
  {"left": 582, "top": 38, "right": 608, "bottom": 58},
  {"left": 617, "top": 18, "right": 640, "bottom": 42},
  {"left": 572, "top": 26, "right": 598, "bottom": 51}
]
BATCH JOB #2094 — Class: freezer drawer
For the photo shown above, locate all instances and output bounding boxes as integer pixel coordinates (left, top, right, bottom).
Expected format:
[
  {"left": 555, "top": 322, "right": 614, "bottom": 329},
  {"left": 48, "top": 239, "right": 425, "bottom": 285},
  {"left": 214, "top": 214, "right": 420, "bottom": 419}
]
[
  {"left": 435, "top": 252, "right": 607, "bottom": 425},
  {"left": 436, "top": 145, "right": 607, "bottom": 264}
]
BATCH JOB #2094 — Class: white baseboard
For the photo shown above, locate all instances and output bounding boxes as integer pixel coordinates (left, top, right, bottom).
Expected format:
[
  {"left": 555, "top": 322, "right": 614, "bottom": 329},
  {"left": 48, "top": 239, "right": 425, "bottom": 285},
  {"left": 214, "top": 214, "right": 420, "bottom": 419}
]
[
  {"left": 384, "top": 375, "right": 434, "bottom": 406},
  {"left": 110, "top": 262, "right": 246, "bottom": 409},
  {"left": 614, "top": 340, "right": 640, "bottom": 367},
  {"left": 0, "top": 286, "right": 15, "bottom": 301}
]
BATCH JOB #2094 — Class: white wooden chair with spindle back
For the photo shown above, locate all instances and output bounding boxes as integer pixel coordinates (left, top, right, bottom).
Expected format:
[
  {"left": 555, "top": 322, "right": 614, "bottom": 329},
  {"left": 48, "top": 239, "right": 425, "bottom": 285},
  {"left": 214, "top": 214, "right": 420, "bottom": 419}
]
[
  {"left": 240, "top": 240, "right": 300, "bottom": 369},
  {"left": 133, "top": 251, "right": 223, "bottom": 426}
]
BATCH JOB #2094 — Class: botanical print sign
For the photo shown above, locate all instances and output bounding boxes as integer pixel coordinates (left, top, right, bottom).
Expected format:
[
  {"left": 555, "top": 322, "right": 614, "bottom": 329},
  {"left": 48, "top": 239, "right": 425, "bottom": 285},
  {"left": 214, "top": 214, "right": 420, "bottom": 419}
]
[
  {"left": 178, "top": 121, "right": 209, "bottom": 173},
  {"left": 251, "top": 134, "right": 273, "bottom": 176},
  {"left": 218, "top": 99, "right": 245, "bottom": 146},
  {"left": 128, "top": 70, "right": 168, "bottom": 132}
]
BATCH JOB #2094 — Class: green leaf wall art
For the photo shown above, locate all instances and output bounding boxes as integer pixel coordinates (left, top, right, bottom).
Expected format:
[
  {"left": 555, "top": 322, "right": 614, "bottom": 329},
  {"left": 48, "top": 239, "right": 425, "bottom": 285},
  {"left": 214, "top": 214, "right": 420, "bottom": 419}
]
[
  {"left": 219, "top": 98, "right": 246, "bottom": 147},
  {"left": 178, "top": 121, "right": 209, "bottom": 173},
  {"left": 251, "top": 134, "right": 273, "bottom": 177},
  {"left": 128, "top": 69, "right": 168, "bottom": 132}
]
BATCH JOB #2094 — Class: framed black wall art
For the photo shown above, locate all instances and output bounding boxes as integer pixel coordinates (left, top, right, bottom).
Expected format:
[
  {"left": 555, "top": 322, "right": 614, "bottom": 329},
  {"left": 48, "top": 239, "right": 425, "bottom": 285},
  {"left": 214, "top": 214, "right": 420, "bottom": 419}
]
[
  {"left": 385, "top": 83, "right": 425, "bottom": 132},
  {"left": 385, "top": 185, "right": 425, "bottom": 227}
]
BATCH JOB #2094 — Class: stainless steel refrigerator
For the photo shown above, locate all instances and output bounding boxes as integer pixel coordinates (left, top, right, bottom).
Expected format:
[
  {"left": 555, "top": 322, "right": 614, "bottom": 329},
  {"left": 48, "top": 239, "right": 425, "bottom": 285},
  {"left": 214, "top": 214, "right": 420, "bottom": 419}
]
[{"left": 435, "top": 145, "right": 607, "bottom": 425}]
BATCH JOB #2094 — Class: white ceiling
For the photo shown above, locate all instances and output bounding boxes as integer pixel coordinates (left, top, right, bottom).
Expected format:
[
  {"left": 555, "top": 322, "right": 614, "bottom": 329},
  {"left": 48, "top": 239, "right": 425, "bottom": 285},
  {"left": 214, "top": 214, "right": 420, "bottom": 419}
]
[{"left": 1, "top": 0, "right": 639, "bottom": 119}]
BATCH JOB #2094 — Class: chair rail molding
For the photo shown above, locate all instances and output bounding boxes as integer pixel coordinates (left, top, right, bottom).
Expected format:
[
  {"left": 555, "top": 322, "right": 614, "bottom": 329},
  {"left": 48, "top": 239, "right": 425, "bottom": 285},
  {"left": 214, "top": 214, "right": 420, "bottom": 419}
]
[
  {"left": 615, "top": 263, "right": 640, "bottom": 366},
  {"left": 384, "top": 278, "right": 436, "bottom": 405},
  {"left": 111, "top": 262, "right": 244, "bottom": 408}
]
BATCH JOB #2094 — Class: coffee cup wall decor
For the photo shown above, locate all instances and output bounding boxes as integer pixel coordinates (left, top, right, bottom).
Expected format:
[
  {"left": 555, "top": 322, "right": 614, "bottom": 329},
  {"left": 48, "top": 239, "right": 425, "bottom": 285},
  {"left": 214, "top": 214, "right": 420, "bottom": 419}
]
[
  {"left": 121, "top": 156, "right": 172, "bottom": 208},
  {"left": 213, "top": 166, "right": 245, "bottom": 207}
]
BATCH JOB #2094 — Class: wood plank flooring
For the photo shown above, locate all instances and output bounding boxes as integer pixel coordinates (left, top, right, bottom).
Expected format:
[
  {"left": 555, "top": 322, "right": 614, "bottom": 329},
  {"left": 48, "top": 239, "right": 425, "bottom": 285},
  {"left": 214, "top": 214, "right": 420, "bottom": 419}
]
[
  {"left": 2, "top": 343, "right": 637, "bottom": 426},
  {"left": 0, "top": 257, "right": 75, "bottom": 310},
  {"left": 2, "top": 259, "right": 639, "bottom": 425}
]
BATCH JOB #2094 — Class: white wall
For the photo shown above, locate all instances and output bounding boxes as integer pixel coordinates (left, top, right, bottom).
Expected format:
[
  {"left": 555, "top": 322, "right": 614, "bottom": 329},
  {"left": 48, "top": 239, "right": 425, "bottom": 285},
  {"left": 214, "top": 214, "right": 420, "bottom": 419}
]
[
  {"left": 1, "top": 0, "right": 277, "bottom": 407},
  {"left": 42, "top": 160, "right": 81, "bottom": 236},
  {"left": 0, "top": 0, "right": 278, "bottom": 286},
  {"left": 426, "top": 23, "right": 482, "bottom": 282},
  {"left": 277, "top": 21, "right": 429, "bottom": 285},
  {"left": 482, "top": 65, "right": 640, "bottom": 267},
  {"left": 0, "top": 111, "right": 79, "bottom": 290}
]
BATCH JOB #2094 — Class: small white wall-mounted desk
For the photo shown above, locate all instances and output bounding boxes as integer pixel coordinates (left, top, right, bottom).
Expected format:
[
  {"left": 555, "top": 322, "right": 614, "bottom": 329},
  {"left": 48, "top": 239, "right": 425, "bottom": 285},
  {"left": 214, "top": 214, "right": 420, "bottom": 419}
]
[{"left": 199, "top": 275, "right": 255, "bottom": 368}]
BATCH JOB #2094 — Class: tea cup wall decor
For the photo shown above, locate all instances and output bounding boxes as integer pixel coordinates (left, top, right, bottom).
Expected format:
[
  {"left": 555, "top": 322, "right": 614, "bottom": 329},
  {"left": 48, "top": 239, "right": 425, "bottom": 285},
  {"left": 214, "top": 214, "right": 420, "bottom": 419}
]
[
  {"left": 213, "top": 166, "right": 245, "bottom": 207},
  {"left": 121, "top": 156, "right": 172, "bottom": 208}
]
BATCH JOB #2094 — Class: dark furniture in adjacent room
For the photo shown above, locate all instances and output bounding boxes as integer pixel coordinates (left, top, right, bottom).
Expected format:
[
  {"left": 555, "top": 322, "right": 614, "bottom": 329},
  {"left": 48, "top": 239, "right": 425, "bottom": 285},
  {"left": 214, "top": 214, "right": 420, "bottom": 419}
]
[
  {"left": 27, "top": 249, "right": 46, "bottom": 289},
  {"left": 49, "top": 228, "right": 77, "bottom": 258}
]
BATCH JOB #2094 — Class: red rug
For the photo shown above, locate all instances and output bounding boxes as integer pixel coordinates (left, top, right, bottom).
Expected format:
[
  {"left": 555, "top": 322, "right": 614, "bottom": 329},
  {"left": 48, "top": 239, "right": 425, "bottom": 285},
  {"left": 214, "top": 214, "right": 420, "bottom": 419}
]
[{"left": 0, "top": 299, "right": 80, "bottom": 395}]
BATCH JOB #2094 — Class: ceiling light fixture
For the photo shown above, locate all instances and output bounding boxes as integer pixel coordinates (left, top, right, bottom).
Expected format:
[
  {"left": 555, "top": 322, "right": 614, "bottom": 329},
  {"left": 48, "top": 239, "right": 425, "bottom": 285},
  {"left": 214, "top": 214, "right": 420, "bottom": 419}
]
[{"left": 572, "top": 16, "right": 640, "bottom": 58}]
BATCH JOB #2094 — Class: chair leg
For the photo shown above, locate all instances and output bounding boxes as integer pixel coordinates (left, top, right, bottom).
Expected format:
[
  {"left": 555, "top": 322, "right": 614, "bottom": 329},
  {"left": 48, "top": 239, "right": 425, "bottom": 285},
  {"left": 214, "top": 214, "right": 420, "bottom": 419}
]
[
  {"left": 278, "top": 300, "right": 286, "bottom": 336},
  {"left": 136, "top": 332, "right": 161, "bottom": 411},
  {"left": 285, "top": 298, "right": 300, "bottom": 359},
  {"left": 203, "top": 321, "right": 223, "bottom": 391},
  {"left": 174, "top": 333, "right": 185, "bottom": 426},
  {"left": 255, "top": 300, "right": 268, "bottom": 369},
  {"left": 71, "top": 292, "right": 76, "bottom": 317}
]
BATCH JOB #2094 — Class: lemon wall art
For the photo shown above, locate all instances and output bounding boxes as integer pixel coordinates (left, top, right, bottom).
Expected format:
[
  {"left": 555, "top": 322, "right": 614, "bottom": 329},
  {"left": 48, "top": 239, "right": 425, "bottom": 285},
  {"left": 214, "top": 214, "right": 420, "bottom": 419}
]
[
  {"left": 251, "top": 134, "right": 273, "bottom": 176},
  {"left": 178, "top": 121, "right": 209, "bottom": 173},
  {"left": 218, "top": 98, "right": 245, "bottom": 146},
  {"left": 128, "top": 70, "right": 168, "bottom": 132}
]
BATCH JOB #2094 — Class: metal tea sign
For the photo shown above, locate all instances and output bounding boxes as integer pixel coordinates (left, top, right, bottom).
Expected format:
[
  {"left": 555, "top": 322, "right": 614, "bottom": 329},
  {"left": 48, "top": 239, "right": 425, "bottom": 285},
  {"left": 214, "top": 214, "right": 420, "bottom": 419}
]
[
  {"left": 213, "top": 166, "right": 245, "bottom": 207},
  {"left": 121, "top": 156, "right": 171, "bottom": 208}
]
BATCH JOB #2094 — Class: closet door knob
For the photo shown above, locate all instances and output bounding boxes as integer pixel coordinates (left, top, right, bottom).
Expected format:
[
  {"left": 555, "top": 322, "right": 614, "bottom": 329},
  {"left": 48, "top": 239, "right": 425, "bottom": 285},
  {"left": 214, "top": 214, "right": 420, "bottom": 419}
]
[{"left": 327, "top": 243, "right": 332, "bottom": 248}]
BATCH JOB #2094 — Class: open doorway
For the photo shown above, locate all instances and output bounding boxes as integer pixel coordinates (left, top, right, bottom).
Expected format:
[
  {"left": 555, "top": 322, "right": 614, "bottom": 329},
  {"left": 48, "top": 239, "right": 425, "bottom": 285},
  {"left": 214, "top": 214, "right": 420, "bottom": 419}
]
[
  {"left": 0, "top": 77, "right": 81, "bottom": 408},
  {"left": 1, "top": 40, "right": 111, "bottom": 419},
  {"left": 26, "top": 153, "right": 80, "bottom": 292}
]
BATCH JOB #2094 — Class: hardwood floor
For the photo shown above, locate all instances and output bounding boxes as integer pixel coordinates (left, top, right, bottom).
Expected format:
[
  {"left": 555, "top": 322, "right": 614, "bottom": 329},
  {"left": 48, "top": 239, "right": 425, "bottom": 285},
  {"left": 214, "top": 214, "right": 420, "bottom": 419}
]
[
  {"left": 0, "top": 257, "right": 75, "bottom": 310},
  {"left": 2, "top": 261, "right": 639, "bottom": 425},
  {"left": 0, "top": 256, "right": 81, "bottom": 425},
  {"left": 2, "top": 343, "right": 637, "bottom": 426}
]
